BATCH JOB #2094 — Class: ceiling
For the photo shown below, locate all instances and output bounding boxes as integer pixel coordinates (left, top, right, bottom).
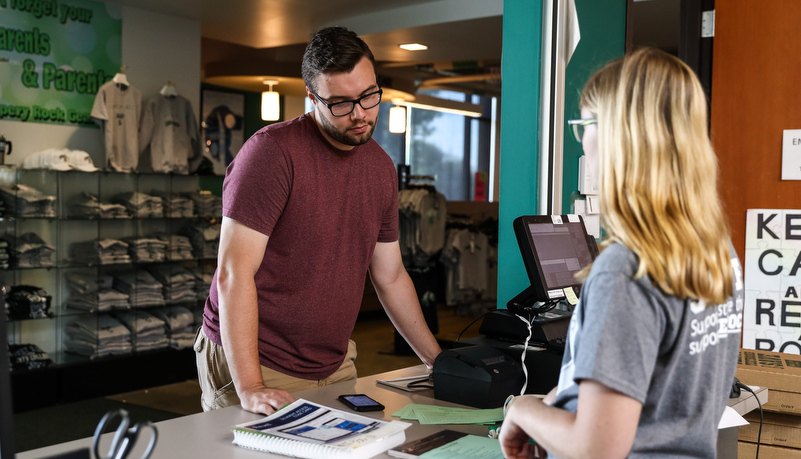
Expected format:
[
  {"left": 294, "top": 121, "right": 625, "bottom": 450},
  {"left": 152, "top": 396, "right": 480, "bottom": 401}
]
[
  {"left": 105, "top": 0, "right": 679, "bottom": 99},
  {"left": 106, "top": 0, "right": 504, "bottom": 98}
]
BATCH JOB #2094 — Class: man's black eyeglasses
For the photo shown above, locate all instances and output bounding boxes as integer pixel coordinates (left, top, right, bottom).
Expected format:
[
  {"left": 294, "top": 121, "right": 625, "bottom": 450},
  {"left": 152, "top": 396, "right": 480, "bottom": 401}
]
[{"left": 311, "top": 88, "right": 383, "bottom": 117}]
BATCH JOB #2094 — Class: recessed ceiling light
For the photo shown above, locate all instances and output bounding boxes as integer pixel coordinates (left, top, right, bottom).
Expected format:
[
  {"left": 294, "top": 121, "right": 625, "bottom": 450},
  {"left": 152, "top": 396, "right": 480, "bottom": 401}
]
[{"left": 399, "top": 43, "right": 428, "bottom": 51}]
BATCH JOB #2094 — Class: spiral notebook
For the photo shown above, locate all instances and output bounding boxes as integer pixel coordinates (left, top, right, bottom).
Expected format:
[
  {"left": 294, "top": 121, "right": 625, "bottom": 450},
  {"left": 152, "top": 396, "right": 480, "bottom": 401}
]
[{"left": 232, "top": 399, "right": 410, "bottom": 459}]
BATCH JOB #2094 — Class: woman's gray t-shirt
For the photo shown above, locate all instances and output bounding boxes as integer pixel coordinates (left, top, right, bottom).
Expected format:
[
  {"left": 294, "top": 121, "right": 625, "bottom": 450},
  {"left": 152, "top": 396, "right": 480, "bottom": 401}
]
[{"left": 551, "top": 243, "right": 743, "bottom": 458}]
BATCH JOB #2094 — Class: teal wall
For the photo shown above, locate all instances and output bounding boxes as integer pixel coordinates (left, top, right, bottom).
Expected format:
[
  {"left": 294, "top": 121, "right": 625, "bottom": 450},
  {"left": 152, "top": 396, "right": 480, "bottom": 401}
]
[
  {"left": 498, "top": 1, "right": 544, "bottom": 307},
  {"left": 497, "top": 0, "right": 627, "bottom": 307}
]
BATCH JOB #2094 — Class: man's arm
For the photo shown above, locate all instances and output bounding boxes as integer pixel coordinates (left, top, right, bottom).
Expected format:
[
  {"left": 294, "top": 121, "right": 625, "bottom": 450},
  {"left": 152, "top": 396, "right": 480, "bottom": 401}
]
[
  {"left": 369, "top": 241, "right": 441, "bottom": 368},
  {"left": 499, "top": 380, "right": 642, "bottom": 459},
  {"left": 217, "top": 216, "right": 295, "bottom": 414}
]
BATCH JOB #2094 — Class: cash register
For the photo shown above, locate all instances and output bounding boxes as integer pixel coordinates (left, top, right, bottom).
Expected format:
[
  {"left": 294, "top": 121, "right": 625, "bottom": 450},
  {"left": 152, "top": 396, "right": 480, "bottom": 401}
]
[
  {"left": 481, "top": 214, "right": 598, "bottom": 345},
  {"left": 434, "top": 215, "right": 598, "bottom": 407}
]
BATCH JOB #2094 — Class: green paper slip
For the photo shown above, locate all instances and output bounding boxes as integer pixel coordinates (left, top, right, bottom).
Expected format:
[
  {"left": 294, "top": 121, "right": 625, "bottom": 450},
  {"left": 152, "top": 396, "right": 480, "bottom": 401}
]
[
  {"left": 391, "top": 403, "right": 420, "bottom": 420},
  {"left": 391, "top": 403, "right": 504, "bottom": 425},
  {"left": 393, "top": 404, "right": 480, "bottom": 420},
  {"left": 418, "top": 434, "right": 504, "bottom": 459}
]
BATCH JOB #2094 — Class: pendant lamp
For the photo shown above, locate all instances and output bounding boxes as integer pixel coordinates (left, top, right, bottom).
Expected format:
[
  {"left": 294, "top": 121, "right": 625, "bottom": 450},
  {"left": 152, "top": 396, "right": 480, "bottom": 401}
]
[
  {"left": 261, "top": 80, "right": 280, "bottom": 121},
  {"left": 388, "top": 105, "right": 407, "bottom": 133}
]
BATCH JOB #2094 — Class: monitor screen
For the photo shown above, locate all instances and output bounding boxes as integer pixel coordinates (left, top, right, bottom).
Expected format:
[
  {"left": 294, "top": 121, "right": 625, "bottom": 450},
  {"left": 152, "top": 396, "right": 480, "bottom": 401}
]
[{"left": 512, "top": 215, "right": 598, "bottom": 305}]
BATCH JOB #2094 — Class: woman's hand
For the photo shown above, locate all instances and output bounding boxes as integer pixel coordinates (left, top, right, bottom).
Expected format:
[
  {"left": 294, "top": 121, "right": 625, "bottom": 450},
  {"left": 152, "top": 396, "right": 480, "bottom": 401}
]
[{"left": 499, "top": 396, "right": 546, "bottom": 459}]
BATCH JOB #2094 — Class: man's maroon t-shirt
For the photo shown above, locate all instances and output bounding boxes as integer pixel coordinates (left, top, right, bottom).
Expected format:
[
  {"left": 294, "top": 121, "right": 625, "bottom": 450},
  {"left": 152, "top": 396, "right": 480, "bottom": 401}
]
[{"left": 203, "top": 113, "right": 399, "bottom": 379}]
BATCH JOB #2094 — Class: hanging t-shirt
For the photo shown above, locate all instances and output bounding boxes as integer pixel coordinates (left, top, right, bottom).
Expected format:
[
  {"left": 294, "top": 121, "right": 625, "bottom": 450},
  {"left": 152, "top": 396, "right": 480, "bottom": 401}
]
[
  {"left": 91, "top": 81, "right": 142, "bottom": 172},
  {"left": 139, "top": 94, "right": 199, "bottom": 174}
]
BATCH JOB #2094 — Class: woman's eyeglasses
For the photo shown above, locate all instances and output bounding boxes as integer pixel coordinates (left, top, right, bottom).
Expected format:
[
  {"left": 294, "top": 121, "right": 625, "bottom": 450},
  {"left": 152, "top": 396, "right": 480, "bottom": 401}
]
[{"left": 567, "top": 118, "right": 597, "bottom": 143}]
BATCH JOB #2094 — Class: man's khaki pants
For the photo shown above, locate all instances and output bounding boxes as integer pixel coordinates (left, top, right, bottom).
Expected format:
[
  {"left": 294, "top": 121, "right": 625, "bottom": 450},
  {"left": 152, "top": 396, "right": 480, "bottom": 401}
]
[{"left": 193, "top": 327, "right": 358, "bottom": 411}]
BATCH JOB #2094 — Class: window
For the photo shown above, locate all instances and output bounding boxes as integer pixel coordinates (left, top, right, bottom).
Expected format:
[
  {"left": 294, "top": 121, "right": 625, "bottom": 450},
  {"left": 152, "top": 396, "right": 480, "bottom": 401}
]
[
  {"left": 375, "top": 89, "right": 495, "bottom": 201},
  {"left": 311, "top": 89, "right": 496, "bottom": 201},
  {"left": 372, "top": 104, "right": 405, "bottom": 165},
  {"left": 408, "top": 104, "right": 468, "bottom": 199}
]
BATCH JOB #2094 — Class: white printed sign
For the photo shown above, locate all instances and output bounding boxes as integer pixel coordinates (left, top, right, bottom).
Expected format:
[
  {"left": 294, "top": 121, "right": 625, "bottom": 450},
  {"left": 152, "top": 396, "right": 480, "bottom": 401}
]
[
  {"left": 744, "top": 209, "right": 801, "bottom": 353},
  {"left": 781, "top": 130, "right": 801, "bottom": 180}
]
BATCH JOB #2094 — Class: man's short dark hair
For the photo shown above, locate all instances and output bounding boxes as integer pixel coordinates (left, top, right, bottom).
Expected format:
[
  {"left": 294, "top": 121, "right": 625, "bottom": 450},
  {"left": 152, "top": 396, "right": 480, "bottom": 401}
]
[{"left": 302, "top": 26, "right": 376, "bottom": 93}]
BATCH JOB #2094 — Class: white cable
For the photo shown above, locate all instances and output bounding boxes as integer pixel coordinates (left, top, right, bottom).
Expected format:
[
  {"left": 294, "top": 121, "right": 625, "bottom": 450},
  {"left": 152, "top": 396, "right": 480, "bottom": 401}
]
[
  {"left": 515, "top": 313, "right": 534, "bottom": 395},
  {"left": 503, "top": 394, "right": 516, "bottom": 418}
]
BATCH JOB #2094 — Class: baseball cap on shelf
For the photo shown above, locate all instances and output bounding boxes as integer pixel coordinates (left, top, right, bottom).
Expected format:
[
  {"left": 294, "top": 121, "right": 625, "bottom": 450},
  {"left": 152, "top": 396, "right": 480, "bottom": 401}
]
[
  {"left": 65, "top": 150, "right": 99, "bottom": 172},
  {"left": 21, "top": 149, "right": 72, "bottom": 171}
]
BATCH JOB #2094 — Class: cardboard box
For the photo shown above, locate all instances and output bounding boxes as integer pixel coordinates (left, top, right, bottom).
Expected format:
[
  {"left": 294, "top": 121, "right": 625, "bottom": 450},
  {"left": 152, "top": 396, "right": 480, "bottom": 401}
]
[
  {"left": 740, "top": 411, "right": 801, "bottom": 448},
  {"left": 736, "top": 349, "right": 801, "bottom": 415},
  {"left": 739, "top": 441, "right": 801, "bottom": 459}
]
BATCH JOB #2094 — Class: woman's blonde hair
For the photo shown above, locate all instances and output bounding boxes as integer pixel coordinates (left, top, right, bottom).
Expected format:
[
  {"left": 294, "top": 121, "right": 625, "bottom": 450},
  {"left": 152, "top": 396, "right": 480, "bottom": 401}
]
[{"left": 581, "top": 47, "right": 733, "bottom": 305}]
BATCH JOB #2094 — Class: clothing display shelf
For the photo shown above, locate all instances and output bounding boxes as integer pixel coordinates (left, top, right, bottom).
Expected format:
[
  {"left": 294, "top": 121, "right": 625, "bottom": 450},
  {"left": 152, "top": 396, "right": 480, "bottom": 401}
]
[{"left": 0, "top": 165, "right": 220, "bottom": 372}]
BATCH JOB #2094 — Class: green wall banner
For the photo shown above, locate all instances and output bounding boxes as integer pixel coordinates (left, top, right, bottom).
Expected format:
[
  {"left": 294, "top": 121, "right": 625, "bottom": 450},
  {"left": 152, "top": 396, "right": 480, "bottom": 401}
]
[{"left": 0, "top": 0, "right": 122, "bottom": 127}]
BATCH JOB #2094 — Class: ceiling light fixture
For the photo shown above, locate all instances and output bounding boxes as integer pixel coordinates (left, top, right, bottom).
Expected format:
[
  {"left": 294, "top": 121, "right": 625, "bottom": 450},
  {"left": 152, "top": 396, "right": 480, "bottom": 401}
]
[
  {"left": 399, "top": 43, "right": 428, "bottom": 51},
  {"left": 392, "top": 94, "right": 483, "bottom": 118},
  {"left": 388, "top": 105, "right": 407, "bottom": 134},
  {"left": 261, "top": 80, "right": 280, "bottom": 121}
]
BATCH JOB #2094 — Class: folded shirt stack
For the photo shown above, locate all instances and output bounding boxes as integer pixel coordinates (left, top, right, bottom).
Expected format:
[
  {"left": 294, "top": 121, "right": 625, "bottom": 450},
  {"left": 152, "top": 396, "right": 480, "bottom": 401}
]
[
  {"left": 70, "top": 238, "right": 131, "bottom": 265},
  {"left": 151, "top": 191, "right": 195, "bottom": 218},
  {"left": 122, "top": 236, "right": 167, "bottom": 263},
  {"left": 112, "top": 191, "right": 164, "bottom": 218},
  {"left": 64, "top": 314, "right": 132, "bottom": 358},
  {"left": 182, "top": 221, "right": 220, "bottom": 259},
  {"left": 187, "top": 266, "right": 213, "bottom": 301},
  {"left": 66, "top": 289, "right": 131, "bottom": 312},
  {"left": 184, "top": 191, "right": 222, "bottom": 218},
  {"left": 9, "top": 232, "right": 55, "bottom": 268},
  {"left": 113, "top": 270, "right": 166, "bottom": 308},
  {"left": 0, "top": 239, "right": 11, "bottom": 269},
  {"left": 65, "top": 272, "right": 130, "bottom": 312},
  {"left": 147, "top": 264, "right": 197, "bottom": 304},
  {"left": 155, "top": 234, "right": 194, "bottom": 261},
  {"left": 67, "top": 192, "right": 130, "bottom": 219},
  {"left": 151, "top": 305, "right": 195, "bottom": 349},
  {"left": 6, "top": 285, "right": 52, "bottom": 320},
  {"left": 0, "top": 183, "right": 56, "bottom": 218},
  {"left": 8, "top": 343, "right": 54, "bottom": 371},
  {"left": 112, "top": 310, "right": 169, "bottom": 352}
]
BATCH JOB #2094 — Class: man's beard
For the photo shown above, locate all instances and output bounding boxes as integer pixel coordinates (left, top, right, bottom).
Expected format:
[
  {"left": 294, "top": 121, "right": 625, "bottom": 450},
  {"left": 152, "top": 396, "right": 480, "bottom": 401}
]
[{"left": 318, "top": 113, "right": 376, "bottom": 147}]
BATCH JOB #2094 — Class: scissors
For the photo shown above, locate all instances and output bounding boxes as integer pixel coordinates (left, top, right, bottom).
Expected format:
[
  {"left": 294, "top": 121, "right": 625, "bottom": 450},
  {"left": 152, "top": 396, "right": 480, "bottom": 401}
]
[{"left": 92, "top": 409, "right": 158, "bottom": 459}]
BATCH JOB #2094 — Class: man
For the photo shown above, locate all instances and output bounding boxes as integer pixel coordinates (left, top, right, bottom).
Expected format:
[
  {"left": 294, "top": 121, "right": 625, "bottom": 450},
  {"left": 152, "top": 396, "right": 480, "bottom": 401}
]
[{"left": 195, "top": 26, "right": 442, "bottom": 415}]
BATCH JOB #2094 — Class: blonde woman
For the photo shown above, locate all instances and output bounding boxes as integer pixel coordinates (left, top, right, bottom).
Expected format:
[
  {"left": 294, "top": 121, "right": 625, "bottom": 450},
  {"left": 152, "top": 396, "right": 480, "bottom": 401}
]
[{"left": 500, "top": 48, "right": 743, "bottom": 459}]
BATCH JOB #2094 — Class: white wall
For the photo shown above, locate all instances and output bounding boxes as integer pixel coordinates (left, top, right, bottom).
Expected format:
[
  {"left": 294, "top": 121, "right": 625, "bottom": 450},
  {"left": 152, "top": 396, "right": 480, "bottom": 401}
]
[
  {"left": 0, "top": 4, "right": 201, "bottom": 169},
  {"left": 284, "top": 94, "right": 307, "bottom": 120},
  {"left": 121, "top": 6, "right": 201, "bottom": 118}
]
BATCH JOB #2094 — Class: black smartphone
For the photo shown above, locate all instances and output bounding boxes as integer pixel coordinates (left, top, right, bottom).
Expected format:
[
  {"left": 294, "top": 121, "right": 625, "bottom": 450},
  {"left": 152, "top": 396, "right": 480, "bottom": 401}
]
[{"left": 337, "top": 394, "right": 384, "bottom": 412}]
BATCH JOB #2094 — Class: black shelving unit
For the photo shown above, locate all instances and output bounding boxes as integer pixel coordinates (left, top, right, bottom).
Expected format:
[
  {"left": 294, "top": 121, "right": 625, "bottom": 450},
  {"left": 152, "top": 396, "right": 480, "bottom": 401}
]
[{"left": 1, "top": 167, "right": 221, "bottom": 412}]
